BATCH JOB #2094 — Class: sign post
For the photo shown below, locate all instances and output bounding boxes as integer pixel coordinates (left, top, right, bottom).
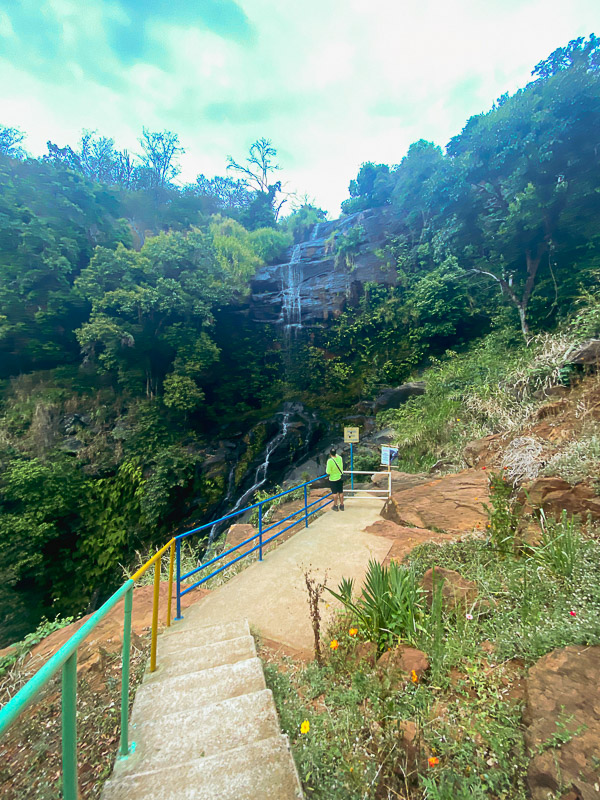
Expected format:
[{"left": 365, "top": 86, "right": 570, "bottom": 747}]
[
  {"left": 344, "top": 427, "right": 360, "bottom": 490},
  {"left": 380, "top": 445, "right": 399, "bottom": 473}
]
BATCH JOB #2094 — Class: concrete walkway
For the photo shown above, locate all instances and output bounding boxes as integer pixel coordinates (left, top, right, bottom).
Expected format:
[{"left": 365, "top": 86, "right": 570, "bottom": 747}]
[
  {"left": 180, "top": 498, "right": 392, "bottom": 651},
  {"left": 101, "top": 498, "right": 391, "bottom": 799}
]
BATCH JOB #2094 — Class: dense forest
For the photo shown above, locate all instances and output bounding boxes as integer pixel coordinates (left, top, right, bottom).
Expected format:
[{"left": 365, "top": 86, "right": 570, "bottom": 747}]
[{"left": 0, "top": 35, "right": 599, "bottom": 646}]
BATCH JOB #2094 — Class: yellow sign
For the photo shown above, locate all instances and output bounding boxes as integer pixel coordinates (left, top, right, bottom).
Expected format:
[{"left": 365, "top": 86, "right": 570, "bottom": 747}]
[{"left": 344, "top": 427, "right": 360, "bottom": 443}]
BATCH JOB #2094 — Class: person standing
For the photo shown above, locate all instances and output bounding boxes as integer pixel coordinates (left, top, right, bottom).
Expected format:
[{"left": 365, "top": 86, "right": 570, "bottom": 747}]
[{"left": 326, "top": 447, "right": 344, "bottom": 511}]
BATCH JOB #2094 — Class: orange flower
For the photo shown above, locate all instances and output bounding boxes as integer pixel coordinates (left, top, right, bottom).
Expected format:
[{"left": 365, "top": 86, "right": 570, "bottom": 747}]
[
  {"left": 330, "top": 639, "right": 339, "bottom": 650},
  {"left": 411, "top": 669, "right": 418, "bottom": 684},
  {"left": 300, "top": 720, "right": 310, "bottom": 734},
  {"left": 349, "top": 628, "right": 358, "bottom": 637},
  {"left": 428, "top": 756, "right": 439, "bottom": 767}
]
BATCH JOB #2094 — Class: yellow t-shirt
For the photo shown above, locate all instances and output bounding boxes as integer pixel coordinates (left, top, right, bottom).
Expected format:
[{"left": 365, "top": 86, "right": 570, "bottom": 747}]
[{"left": 326, "top": 455, "right": 343, "bottom": 480}]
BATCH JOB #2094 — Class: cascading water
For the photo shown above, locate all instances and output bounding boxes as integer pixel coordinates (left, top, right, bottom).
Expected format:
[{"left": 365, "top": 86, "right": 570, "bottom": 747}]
[
  {"left": 280, "top": 244, "right": 303, "bottom": 333},
  {"left": 207, "top": 412, "right": 292, "bottom": 542},
  {"left": 310, "top": 222, "right": 321, "bottom": 241}
]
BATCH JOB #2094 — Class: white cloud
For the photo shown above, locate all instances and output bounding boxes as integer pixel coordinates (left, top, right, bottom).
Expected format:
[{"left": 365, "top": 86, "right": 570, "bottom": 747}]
[{"left": 0, "top": 0, "right": 598, "bottom": 214}]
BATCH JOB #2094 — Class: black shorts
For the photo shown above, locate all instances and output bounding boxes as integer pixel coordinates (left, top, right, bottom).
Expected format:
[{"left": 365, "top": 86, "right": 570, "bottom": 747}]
[{"left": 329, "top": 479, "right": 344, "bottom": 494}]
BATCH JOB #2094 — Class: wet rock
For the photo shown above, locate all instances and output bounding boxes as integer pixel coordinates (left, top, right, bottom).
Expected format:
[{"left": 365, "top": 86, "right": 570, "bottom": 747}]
[
  {"left": 518, "top": 476, "right": 600, "bottom": 519},
  {"left": 249, "top": 208, "right": 402, "bottom": 325},
  {"left": 381, "top": 470, "right": 489, "bottom": 533},
  {"left": 421, "top": 567, "right": 479, "bottom": 611},
  {"left": 377, "top": 645, "right": 429, "bottom": 680},
  {"left": 524, "top": 645, "right": 600, "bottom": 800},
  {"left": 372, "top": 382, "right": 426, "bottom": 413}
]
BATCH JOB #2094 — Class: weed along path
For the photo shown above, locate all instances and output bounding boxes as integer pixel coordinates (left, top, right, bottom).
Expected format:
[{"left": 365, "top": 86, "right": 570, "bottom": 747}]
[{"left": 179, "top": 499, "right": 392, "bottom": 652}]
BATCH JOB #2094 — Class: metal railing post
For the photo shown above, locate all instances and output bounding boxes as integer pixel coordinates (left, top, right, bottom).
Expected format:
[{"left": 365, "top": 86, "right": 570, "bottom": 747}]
[
  {"left": 304, "top": 484, "right": 308, "bottom": 528},
  {"left": 258, "top": 503, "right": 263, "bottom": 561},
  {"left": 119, "top": 585, "right": 133, "bottom": 757},
  {"left": 388, "top": 470, "right": 392, "bottom": 499},
  {"left": 166, "top": 539, "right": 175, "bottom": 627},
  {"left": 175, "top": 538, "right": 183, "bottom": 621},
  {"left": 150, "top": 557, "right": 161, "bottom": 673},
  {"left": 62, "top": 652, "right": 78, "bottom": 800}
]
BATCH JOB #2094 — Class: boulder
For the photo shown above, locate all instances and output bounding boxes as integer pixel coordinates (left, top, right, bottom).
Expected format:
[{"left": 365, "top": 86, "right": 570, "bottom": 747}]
[
  {"left": 524, "top": 645, "right": 600, "bottom": 800},
  {"left": 372, "top": 382, "right": 426, "bottom": 413},
  {"left": 381, "top": 470, "right": 489, "bottom": 533},
  {"left": 349, "top": 640, "right": 378, "bottom": 667},
  {"left": 223, "top": 524, "right": 257, "bottom": 558},
  {"left": 567, "top": 339, "right": 600, "bottom": 365},
  {"left": 519, "top": 476, "right": 600, "bottom": 519},
  {"left": 462, "top": 434, "right": 505, "bottom": 467},
  {"left": 421, "top": 567, "right": 479, "bottom": 611},
  {"left": 377, "top": 645, "right": 429, "bottom": 680},
  {"left": 364, "top": 519, "right": 455, "bottom": 566},
  {"left": 370, "top": 471, "right": 429, "bottom": 489}
]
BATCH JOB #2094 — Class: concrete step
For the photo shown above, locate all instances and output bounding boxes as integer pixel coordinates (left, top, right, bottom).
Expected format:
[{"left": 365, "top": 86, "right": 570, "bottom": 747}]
[
  {"left": 118, "top": 689, "right": 281, "bottom": 776},
  {"left": 146, "top": 635, "right": 255, "bottom": 681},
  {"left": 161, "top": 618, "right": 250, "bottom": 646},
  {"left": 102, "top": 734, "right": 303, "bottom": 800},
  {"left": 131, "top": 657, "right": 266, "bottom": 724}
]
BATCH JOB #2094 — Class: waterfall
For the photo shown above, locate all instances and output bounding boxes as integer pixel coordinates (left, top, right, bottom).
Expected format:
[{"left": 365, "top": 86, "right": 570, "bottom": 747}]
[
  {"left": 207, "top": 412, "right": 292, "bottom": 542},
  {"left": 281, "top": 244, "right": 303, "bottom": 333},
  {"left": 310, "top": 222, "right": 321, "bottom": 241}
]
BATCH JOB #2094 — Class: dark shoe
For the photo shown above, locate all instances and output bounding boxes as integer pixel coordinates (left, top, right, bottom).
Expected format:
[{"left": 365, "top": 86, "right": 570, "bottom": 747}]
[
  {"left": 340, "top": 505, "right": 345, "bottom": 511},
  {"left": 332, "top": 505, "right": 339, "bottom": 511}
]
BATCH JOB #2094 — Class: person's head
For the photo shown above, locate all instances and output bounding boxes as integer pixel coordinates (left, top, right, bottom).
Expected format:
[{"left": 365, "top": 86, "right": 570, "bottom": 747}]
[{"left": 330, "top": 447, "right": 337, "bottom": 457}]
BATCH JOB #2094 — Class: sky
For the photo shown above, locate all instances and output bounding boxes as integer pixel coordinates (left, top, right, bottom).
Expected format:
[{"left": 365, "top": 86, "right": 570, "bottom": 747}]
[{"left": 0, "top": 0, "right": 598, "bottom": 216}]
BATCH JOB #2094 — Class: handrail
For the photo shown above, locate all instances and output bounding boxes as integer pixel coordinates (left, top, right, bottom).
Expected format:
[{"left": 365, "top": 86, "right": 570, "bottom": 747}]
[
  {"left": 0, "top": 468, "right": 389, "bottom": 798},
  {"left": 0, "top": 538, "right": 177, "bottom": 800},
  {"left": 174, "top": 474, "right": 332, "bottom": 619}
]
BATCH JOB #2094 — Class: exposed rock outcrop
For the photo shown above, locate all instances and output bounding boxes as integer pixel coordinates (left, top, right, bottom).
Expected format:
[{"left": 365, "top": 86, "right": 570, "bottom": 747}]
[
  {"left": 518, "top": 476, "right": 600, "bottom": 519},
  {"left": 249, "top": 208, "right": 401, "bottom": 326},
  {"left": 377, "top": 645, "right": 429, "bottom": 680},
  {"left": 566, "top": 338, "right": 600, "bottom": 365},
  {"left": 381, "top": 470, "right": 489, "bottom": 533},
  {"left": 421, "top": 567, "right": 478, "bottom": 611},
  {"left": 524, "top": 645, "right": 600, "bottom": 800}
]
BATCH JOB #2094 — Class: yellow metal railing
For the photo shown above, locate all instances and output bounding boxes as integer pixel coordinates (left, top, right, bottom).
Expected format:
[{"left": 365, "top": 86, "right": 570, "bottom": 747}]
[{"left": 130, "top": 537, "right": 176, "bottom": 673}]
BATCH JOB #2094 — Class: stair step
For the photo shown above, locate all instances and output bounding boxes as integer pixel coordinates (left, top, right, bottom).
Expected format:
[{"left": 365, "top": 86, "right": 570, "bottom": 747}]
[
  {"left": 102, "top": 734, "right": 303, "bottom": 800},
  {"left": 131, "top": 657, "right": 266, "bottom": 724},
  {"left": 146, "top": 635, "right": 255, "bottom": 680},
  {"left": 161, "top": 618, "right": 250, "bottom": 646},
  {"left": 118, "top": 689, "right": 280, "bottom": 775}
]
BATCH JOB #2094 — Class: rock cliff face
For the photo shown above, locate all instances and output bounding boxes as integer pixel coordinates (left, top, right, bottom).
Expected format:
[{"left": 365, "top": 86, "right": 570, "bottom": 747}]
[{"left": 250, "top": 208, "right": 401, "bottom": 327}]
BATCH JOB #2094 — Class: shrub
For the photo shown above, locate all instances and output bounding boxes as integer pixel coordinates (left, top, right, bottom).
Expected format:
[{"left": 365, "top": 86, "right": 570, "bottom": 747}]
[{"left": 327, "top": 559, "right": 424, "bottom": 649}]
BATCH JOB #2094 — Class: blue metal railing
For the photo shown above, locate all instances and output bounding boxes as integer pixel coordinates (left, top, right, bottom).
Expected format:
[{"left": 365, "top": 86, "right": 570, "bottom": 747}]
[{"left": 174, "top": 475, "right": 332, "bottom": 619}]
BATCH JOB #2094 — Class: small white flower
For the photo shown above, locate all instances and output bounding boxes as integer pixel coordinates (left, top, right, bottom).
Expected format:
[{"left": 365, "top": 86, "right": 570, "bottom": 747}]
[{"left": 466, "top": 613, "right": 474, "bottom": 620}]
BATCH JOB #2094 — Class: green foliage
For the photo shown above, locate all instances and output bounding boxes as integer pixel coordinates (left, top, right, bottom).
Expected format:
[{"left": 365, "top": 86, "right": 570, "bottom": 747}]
[
  {"left": 530, "top": 510, "right": 584, "bottom": 579},
  {"left": 484, "top": 472, "right": 520, "bottom": 553},
  {"left": 248, "top": 226, "right": 292, "bottom": 263},
  {"left": 0, "top": 615, "right": 74, "bottom": 675},
  {"left": 281, "top": 203, "right": 327, "bottom": 243},
  {"left": 328, "top": 559, "right": 425, "bottom": 649}
]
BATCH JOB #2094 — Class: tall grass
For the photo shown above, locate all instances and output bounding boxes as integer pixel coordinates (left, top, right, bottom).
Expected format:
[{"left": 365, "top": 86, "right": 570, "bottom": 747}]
[{"left": 530, "top": 510, "right": 583, "bottom": 579}]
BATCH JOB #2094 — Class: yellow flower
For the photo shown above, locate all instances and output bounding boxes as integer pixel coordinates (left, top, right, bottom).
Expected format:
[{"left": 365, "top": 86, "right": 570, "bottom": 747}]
[
  {"left": 349, "top": 627, "right": 358, "bottom": 637},
  {"left": 411, "top": 669, "right": 418, "bottom": 683},
  {"left": 330, "top": 639, "right": 339, "bottom": 650},
  {"left": 456, "top": 418, "right": 460, "bottom": 421},
  {"left": 300, "top": 720, "right": 310, "bottom": 734}
]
